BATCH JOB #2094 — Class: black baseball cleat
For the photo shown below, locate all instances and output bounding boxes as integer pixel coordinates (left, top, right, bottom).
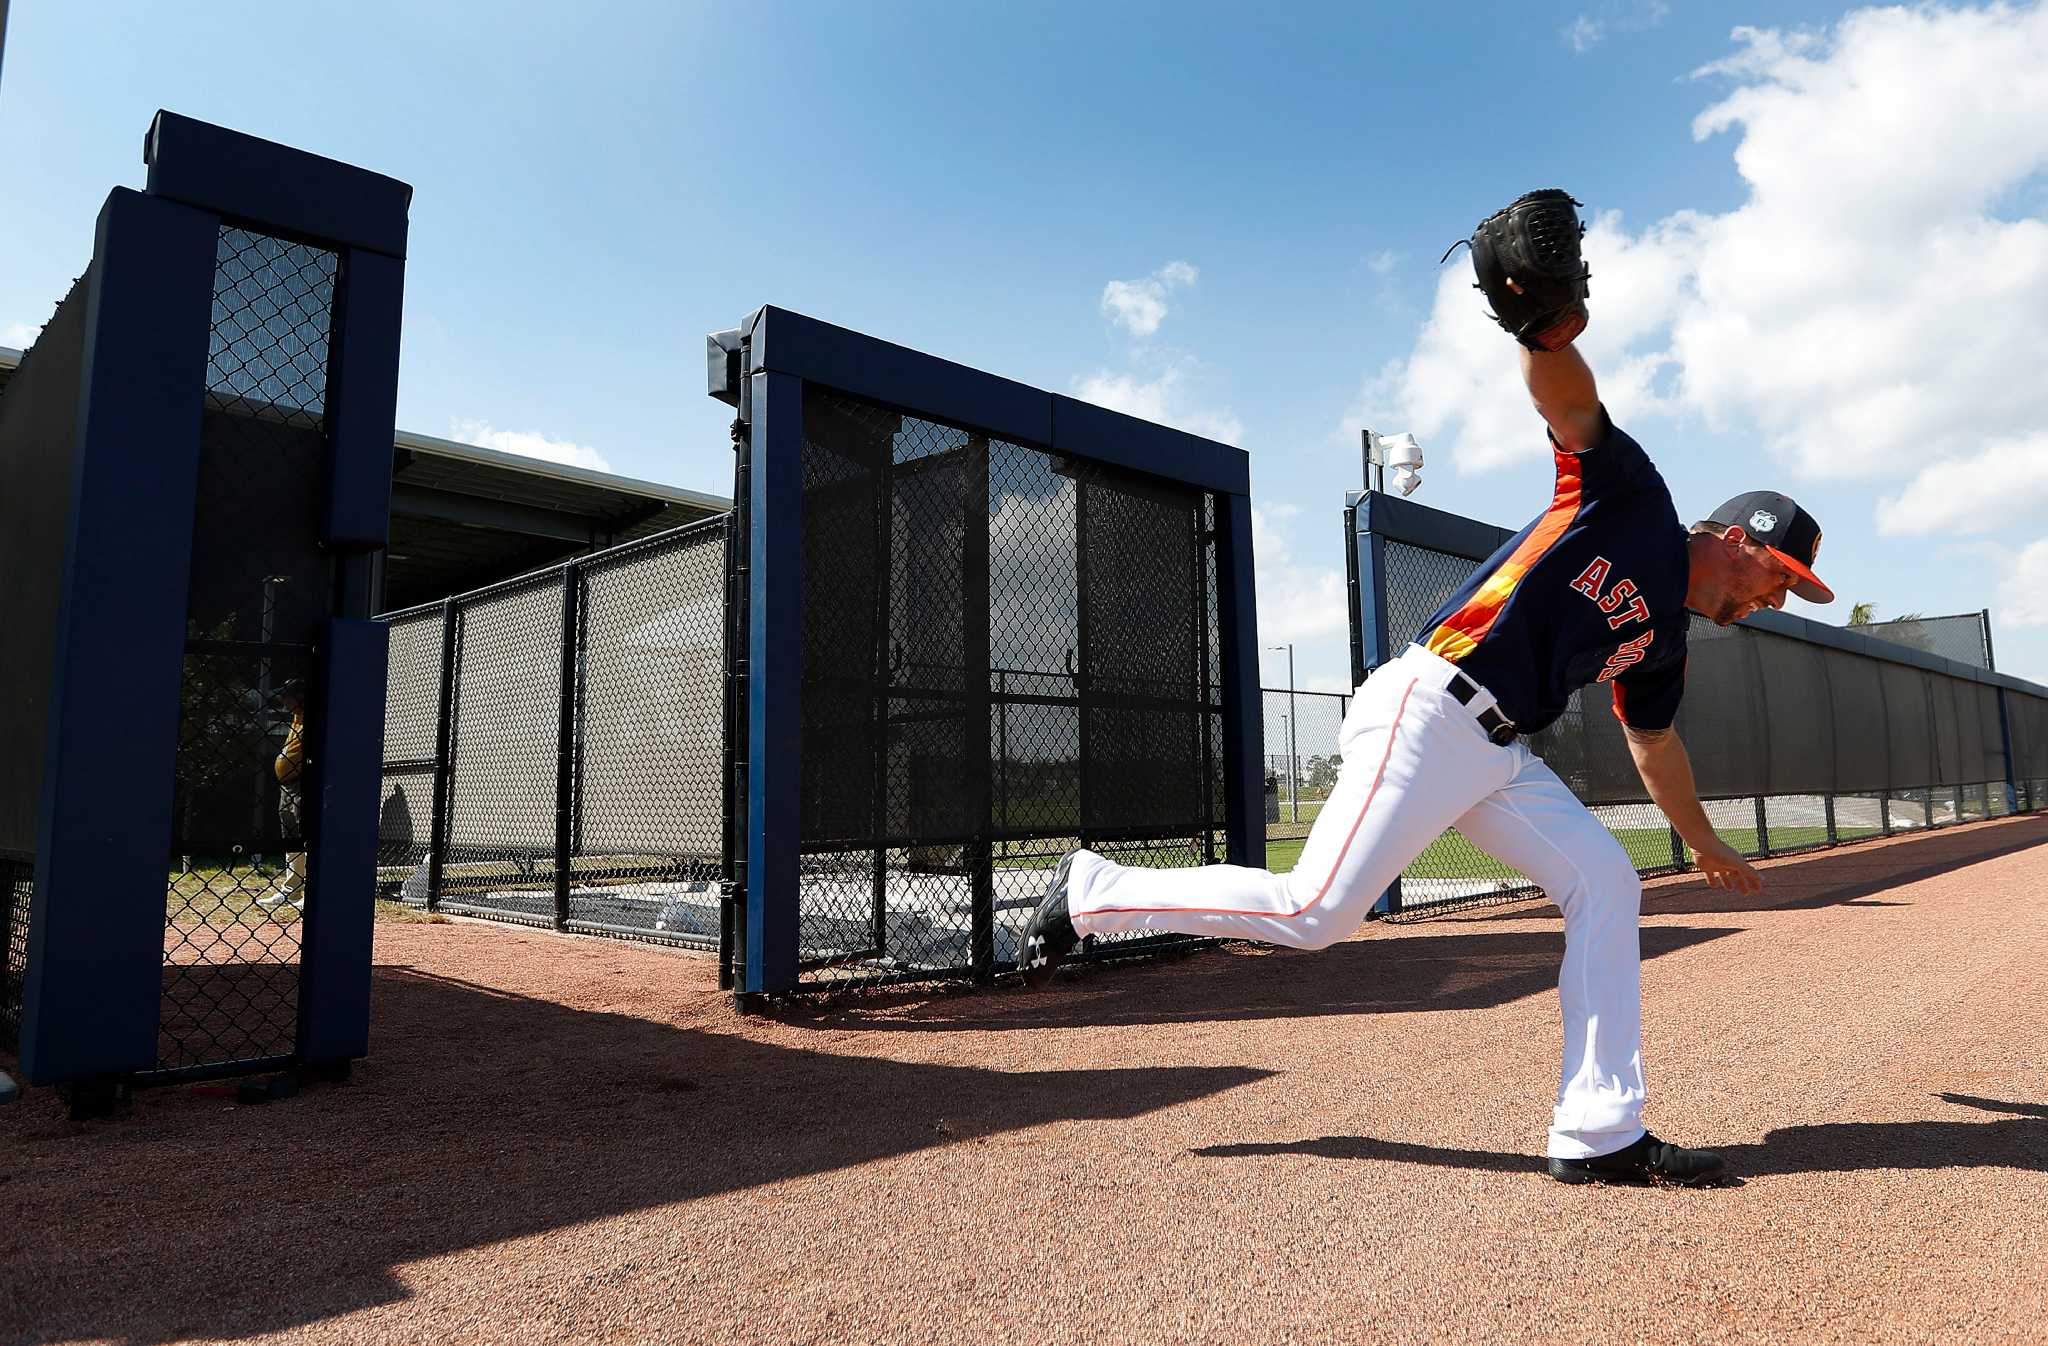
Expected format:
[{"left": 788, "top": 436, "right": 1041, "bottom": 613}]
[
  {"left": 1016, "top": 852, "right": 1082, "bottom": 990},
  {"left": 1548, "top": 1132, "right": 1726, "bottom": 1187}
]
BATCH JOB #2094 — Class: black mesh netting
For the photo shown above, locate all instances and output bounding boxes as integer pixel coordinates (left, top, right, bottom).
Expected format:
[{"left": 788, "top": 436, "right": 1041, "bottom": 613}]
[
  {"left": 791, "top": 389, "right": 1226, "bottom": 985},
  {"left": 1368, "top": 533, "right": 2044, "bottom": 918},
  {"left": 157, "top": 226, "right": 338, "bottom": 1075},
  {"left": 1855, "top": 612, "right": 1992, "bottom": 669}
]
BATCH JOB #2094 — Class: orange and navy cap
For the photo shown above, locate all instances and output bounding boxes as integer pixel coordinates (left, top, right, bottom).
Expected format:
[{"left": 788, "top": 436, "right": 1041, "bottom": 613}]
[{"left": 1707, "top": 490, "right": 1833, "bottom": 603}]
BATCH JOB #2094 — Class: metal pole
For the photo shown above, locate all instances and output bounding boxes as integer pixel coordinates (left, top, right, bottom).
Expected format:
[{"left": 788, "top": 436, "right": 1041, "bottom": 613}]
[
  {"left": 552, "top": 564, "right": 579, "bottom": 932},
  {"left": 1286, "top": 645, "right": 1299, "bottom": 824}
]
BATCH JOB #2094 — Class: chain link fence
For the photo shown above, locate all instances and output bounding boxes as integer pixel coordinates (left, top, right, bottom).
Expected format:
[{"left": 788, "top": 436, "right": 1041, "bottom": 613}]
[
  {"left": 1357, "top": 501, "right": 2048, "bottom": 919},
  {"left": 1260, "top": 688, "right": 1349, "bottom": 849},
  {"left": 786, "top": 389, "right": 1226, "bottom": 988},
  {"left": 153, "top": 225, "right": 342, "bottom": 1078},
  {"left": 379, "top": 518, "right": 729, "bottom": 945},
  {"left": 1855, "top": 611, "right": 1993, "bottom": 669},
  {"left": 2, "top": 852, "right": 30, "bottom": 1054}
]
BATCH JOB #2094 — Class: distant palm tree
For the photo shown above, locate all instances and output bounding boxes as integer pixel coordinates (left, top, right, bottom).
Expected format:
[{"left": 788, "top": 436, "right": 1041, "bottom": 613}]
[{"left": 1848, "top": 601, "right": 1875, "bottom": 626}]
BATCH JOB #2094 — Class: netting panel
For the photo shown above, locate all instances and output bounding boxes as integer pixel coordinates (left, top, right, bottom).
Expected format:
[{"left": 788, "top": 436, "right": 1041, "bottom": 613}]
[
  {"left": 155, "top": 226, "right": 340, "bottom": 1075},
  {"left": 788, "top": 387, "right": 1227, "bottom": 985},
  {"left": 440, "top": 577, "right": 562, "bottom": 919},
  {"left": 1857, "top": 613, "right": 1991, "bottom": 668}
]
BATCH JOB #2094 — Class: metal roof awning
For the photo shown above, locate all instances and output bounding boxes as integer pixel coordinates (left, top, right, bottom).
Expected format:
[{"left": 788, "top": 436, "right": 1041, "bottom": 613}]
[{"left": 0, "top": 344, "right": 731, "bottom": 610}]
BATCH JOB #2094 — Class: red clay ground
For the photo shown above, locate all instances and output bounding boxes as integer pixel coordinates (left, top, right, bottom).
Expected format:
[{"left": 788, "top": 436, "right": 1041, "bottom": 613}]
[{"left": 4, "top": 816, "right": 2046, "bottom": 1346}]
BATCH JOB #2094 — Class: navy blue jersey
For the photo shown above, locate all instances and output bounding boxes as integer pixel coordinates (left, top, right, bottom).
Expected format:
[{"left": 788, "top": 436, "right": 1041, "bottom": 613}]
[{"left": 1416, "top": 412, "right": 1689, "bottom": 735}]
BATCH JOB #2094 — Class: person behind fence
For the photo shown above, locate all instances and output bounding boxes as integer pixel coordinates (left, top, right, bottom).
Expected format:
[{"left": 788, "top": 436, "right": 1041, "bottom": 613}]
[
  {"left": 1018, "top": 190, "right": 1836, "bottom": 1188},
  {"left": 259, "top": 678, "right": 310, "bottom": 911}
]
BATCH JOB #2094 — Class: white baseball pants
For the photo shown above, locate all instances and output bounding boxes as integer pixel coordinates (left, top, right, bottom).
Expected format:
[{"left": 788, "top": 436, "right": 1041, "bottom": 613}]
[{"left": 1068, "top": 643, "right": 1648, "bottom": 1160}]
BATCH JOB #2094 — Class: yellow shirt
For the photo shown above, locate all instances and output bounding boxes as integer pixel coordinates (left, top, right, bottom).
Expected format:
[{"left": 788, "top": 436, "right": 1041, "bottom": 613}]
[{"left": 275, "top": 709, "right": 306, "bottom": 784}]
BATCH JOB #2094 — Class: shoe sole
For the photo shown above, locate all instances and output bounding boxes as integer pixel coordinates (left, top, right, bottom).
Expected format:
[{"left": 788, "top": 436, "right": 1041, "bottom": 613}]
[
  {"left": 1018, "top": 854, "right": 1077, "bottom": 991},
  {"left": 1549, "top": 1165, "right": 1727, "bottom": 1188}
]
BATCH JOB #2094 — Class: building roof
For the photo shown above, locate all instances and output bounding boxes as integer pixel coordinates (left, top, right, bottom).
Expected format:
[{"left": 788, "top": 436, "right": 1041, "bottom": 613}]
[{"left": 0, "top": 344, "right": 732, "bottom": 609}]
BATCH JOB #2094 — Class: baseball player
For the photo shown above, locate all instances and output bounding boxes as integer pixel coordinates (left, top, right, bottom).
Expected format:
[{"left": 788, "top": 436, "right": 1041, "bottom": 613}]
[{"left": 1018, "top": 191, "right": 1835, "bottom": 1187}]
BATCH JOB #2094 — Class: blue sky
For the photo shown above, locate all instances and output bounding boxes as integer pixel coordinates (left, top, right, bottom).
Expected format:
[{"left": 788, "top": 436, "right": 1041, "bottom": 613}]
[{"left": 6, "top": 0, "right": 2046, "bottom": 693}]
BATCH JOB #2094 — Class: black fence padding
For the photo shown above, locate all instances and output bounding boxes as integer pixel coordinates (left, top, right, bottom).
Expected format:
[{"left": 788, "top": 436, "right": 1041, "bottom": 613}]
[
  {"left": 1369, "top": 525, "right": 2045, "bottom": 917},
  {"left": 799, "top": 393, "right": 888, "bottom": 848},
  {"left": 0, "top": 272, "right": 92, "bottom": 858},
  {"left": 1081, "top": 466, "right": 1210, "bottom": 831}
]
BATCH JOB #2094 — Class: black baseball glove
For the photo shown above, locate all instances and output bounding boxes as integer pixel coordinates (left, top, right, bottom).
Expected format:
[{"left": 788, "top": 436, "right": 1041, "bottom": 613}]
[{"left": 1458, "top": 189, "right": 1590, "bottom": 351}]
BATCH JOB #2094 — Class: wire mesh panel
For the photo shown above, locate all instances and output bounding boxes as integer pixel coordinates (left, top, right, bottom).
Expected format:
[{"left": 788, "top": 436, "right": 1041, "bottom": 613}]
[
  {"left": 157, "top": 226, "right": 340, "bottom": 1076},
  {"left": 1260, "top": 689, "right": 1349, "bottom": 840},
  {"left": 569, "top": 522, "right": 727, "bottom": 943},
  {"left": 787, "top": 388, "right": 1226, "bottom": 986},
  {"left": 2, "top": 852, "right": 30, "bottom": 1054},
  {"left": 1856, "top": 612, "right": 1992, "bottom": 668},
  {"left": 439, "top": 574, "right": 564, "bottom": 924},
  {"left": 378, "top": 607, "right": 444, "bottom": 890}
]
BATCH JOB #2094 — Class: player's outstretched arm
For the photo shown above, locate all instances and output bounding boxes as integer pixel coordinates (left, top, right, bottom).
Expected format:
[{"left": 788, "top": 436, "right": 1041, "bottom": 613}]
[
  {"left": 1622, "top": 727, "right": 1763, "bottom": 895},
  {"left": 1461, "top": 190, "right": 1601, "bottom": 449},
  {"left": 1521, "top": 343, "right": 1603, "bottom": 453}
]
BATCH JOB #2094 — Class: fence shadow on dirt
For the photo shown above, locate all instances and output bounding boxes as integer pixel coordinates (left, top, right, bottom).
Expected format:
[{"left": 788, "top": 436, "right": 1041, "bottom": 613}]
[
  {"left": 1189, "top": 1093, "right": 2048, "bottom": 1180},
  {"left": 0, "top": 965, "right": 1270, "bottom": 1345},
  {"left": 787, "top": 923, "right": 1743, "bottom": 1035}
]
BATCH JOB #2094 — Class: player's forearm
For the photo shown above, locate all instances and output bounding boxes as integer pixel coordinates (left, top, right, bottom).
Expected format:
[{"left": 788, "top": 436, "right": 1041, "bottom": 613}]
[
  {"left": 1625, "top": 730, "right": 1718, "bottom": 851},
  {"left": 1520, "top": 345, "right": 1603, "bottom": 451}
]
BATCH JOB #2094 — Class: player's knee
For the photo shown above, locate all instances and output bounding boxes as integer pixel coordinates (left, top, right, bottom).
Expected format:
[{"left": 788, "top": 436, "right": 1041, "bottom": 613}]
[{"left": 1586, "top": 842, "right": 1641, "bottom": 910}]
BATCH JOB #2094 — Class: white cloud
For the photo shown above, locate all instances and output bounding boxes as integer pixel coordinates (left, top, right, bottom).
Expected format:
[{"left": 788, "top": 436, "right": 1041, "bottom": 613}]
[
  {"left": 1998, "top": 538, "right": 2048, "bottom": 628},
  {"left": 1101, "top": 260, "right": 1199, "bottom": 337},
  {"left": 1564, "top": 1, "right": 1669, "bottom": 53},
  {"left": 1361, "top": 2, "right": 2048, "bottom": 572},
  {"left": 1, "top": 320, "right": 38, "bottom": 349},
  {"left": 1876, "top": 434, "right": 2048, "bottom": 536},
  {"left": 1251, "top": 503, "right": 1351, "bottom": 647},
  {"left": 1565, "top": 16, "right": 1605, "bottom": 51},
  {"left": 1366, "top": 249, "right": 1401, "bottom": 276},
  {"left": 450, "top": 417, "right": 613, "bottom": 473},
  {"left": 1074, "top": 364, "right": 1244, "bottom": 447}
]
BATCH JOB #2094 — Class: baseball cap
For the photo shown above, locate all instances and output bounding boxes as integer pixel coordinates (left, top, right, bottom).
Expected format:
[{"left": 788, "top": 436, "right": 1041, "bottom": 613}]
[{"left": 1707, "top": 491, "right": 1833, "bottom": 603}]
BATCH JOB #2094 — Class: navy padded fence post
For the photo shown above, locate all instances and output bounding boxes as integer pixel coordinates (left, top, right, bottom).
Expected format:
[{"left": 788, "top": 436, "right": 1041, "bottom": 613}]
[
  {"left": 745, "top": 369, "right": 804, "bottom": 995},
  {"left": 1216, "top": 493, "right": 1265, "bottom": 869},
  {"left": 20, "top": 189, "right": 218, "bottom": 1086},
  {"left": 297, "top": 619, "right": 388, "bottom": 1064}
]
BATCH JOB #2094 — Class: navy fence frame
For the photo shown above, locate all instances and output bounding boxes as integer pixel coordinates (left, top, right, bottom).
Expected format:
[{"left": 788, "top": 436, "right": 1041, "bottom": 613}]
[
  {"left": 726, "top": 306, "right": 1260, "bottom": 996},
  {"left": 12, "top": 113, "right": 407, "bottom": 1090}
]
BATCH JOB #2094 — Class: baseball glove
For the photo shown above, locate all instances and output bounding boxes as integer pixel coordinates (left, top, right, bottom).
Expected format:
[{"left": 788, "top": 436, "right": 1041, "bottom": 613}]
[{"left": 1457, "top": 189, "right": 1590, "bottom": 351}]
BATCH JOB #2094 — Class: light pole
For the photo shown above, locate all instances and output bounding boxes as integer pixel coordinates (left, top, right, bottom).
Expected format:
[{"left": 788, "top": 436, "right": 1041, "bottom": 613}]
[{"left": 1268, "top": 643, "right": 1298, "bottom": 822}]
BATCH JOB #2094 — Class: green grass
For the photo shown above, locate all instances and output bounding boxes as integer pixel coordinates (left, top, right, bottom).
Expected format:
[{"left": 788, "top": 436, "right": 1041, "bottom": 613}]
[{"left": 164, "top": 865, "right": 300, "bottom": 927}]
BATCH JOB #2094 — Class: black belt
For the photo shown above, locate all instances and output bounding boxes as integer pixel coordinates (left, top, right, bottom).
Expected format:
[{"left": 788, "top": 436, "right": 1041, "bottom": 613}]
[{"left": 1446, "top": 672, "right": 1520, "bottom": 745}]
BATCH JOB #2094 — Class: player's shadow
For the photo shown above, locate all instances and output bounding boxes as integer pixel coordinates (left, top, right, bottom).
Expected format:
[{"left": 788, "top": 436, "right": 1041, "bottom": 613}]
[
  {"left": 1460, "top": 814, "right": 2048, "bottom": 920},
  {"left": 1, "top": 963, "right": 1270, "bottom": 1346},
  {"left": 1190, "top": 1093, "right": 2048, "bottom": 1180},
  {"left": 787, "top": 923, "right": 1741, "bottom": 1034}
]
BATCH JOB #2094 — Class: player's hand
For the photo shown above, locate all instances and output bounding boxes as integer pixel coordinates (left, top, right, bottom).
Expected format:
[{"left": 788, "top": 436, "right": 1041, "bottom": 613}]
[{"left": 1690, "top": 837, "right": 1762, "bottom": 895}]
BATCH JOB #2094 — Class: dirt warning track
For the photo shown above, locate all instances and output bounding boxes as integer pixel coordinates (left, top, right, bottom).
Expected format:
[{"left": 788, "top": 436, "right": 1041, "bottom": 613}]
[{"left": 4, "top": 816, "right": 2045, "bottom": 1345}]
